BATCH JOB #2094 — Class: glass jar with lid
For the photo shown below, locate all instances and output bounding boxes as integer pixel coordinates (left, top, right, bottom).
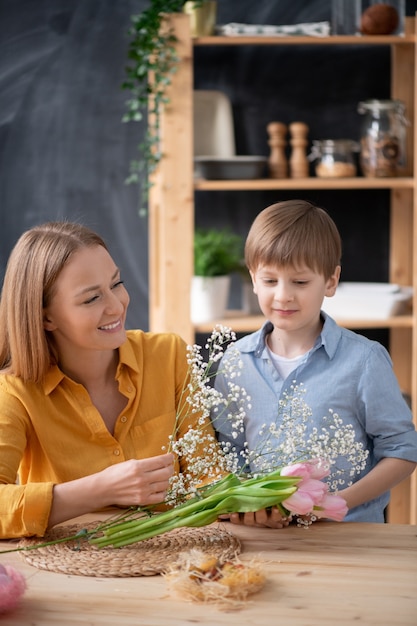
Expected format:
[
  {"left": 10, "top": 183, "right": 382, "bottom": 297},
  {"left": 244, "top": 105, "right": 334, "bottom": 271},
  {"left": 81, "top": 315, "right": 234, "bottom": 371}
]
[
  {"left": 309, "top": 139, "right": 358, "bottom": 178},
  {"left": 357, "top": 99, "right": 408, "bottom": 177}
]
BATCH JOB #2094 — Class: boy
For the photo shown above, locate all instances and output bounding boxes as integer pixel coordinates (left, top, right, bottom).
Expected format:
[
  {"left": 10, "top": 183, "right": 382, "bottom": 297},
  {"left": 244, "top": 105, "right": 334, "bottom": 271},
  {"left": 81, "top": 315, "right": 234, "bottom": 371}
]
[{"left": 213, "top": 200, "right": 417, "bottom": 524}]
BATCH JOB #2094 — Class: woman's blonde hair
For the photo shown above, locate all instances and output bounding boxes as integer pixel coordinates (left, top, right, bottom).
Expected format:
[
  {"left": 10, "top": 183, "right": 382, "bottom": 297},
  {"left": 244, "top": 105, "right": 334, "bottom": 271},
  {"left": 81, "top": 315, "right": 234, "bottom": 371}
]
[
  {"left": 0, "top": 222, "right": 108, "bottom": 383},
  {"left": 245, "top": 200, "right": 342, "bottom": 279}
]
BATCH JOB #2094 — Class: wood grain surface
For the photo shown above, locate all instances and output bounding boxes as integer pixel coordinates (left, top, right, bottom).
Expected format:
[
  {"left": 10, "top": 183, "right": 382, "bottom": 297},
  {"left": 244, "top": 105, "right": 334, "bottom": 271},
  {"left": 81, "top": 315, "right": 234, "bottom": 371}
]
[{"left": 0, "top": 517, "right": 416, "bottom": 625}]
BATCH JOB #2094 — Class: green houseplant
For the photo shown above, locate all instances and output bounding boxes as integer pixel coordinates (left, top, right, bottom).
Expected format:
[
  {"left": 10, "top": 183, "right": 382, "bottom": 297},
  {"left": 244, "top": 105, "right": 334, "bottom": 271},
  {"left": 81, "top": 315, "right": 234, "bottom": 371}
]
[
  {"left": 194, "top": 228, "right": 243, "bottom": 277},
  {"left": 192, "top": 228, "right": 243, "bottom": 324},
  {"left": 123, "top": 0, "right": 211, "bottom": 213}
]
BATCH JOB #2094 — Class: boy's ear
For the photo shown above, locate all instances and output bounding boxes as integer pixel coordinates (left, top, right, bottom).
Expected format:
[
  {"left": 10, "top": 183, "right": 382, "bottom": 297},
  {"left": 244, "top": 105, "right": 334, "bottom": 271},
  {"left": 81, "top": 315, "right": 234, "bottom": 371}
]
[
  {"left": 325, "top": 266, "right": 341, "bottom": 297},
  {"left": 249, "top": 270, "right": 258, "bottom": 294}
]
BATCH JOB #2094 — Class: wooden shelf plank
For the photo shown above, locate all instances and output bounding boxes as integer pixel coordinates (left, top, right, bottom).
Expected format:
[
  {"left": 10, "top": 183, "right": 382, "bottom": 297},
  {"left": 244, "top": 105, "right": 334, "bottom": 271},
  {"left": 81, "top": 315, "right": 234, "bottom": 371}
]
[
  {"left": 194, "top": 35, "right": 415, "bottom": 46},
  {"left": 194, "top": 20, "right": 415, "bottom": 47},
  {"left": 194, "top": 177, "right": 415, "bottom": 191},
  {"left": 194, "top": 312, "right": 413, "bottom": 334}
]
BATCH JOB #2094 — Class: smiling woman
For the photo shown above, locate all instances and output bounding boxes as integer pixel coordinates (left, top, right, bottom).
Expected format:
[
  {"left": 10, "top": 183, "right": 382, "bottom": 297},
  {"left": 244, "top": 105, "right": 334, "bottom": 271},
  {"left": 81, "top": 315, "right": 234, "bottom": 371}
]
[{"left": 0, "top": 222, "right": 218, "bottom": 539}]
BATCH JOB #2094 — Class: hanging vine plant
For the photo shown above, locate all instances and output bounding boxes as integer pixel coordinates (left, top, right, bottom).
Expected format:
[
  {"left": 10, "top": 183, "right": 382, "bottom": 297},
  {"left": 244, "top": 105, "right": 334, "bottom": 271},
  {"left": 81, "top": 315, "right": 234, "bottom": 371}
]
[{"left": 122, "top": 0, "right": 204, "bottom": 215}]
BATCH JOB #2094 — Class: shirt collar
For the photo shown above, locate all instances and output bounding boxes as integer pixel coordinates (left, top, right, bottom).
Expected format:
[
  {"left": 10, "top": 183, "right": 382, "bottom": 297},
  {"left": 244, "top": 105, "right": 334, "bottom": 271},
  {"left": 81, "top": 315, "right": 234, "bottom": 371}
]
[
  {"left": 43, "top": 366, "right": 65, "bottom": 395},
  {"left": 117, "top": 335, "right": 141, "bottom": 375},
  {"left": 243, "top": 312, "right": 342, "bottom": 360},
  {"left": 319, "top": 312, "right": 342, "bottom": 359}
]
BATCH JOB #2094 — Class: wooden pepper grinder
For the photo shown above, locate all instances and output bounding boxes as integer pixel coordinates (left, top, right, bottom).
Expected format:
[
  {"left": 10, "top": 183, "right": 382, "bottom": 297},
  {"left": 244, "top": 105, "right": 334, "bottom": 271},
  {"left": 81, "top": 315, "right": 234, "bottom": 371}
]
[
  {"left": 289, "top": 122, "right": 309, "bottom": 178},
  {"left": 267, "top": 122, "right": 288, "bottom": 178}
]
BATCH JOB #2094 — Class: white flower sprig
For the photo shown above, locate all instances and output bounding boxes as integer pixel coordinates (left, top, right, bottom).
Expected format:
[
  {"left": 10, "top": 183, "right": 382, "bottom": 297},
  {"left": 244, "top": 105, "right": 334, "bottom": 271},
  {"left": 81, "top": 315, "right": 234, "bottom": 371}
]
[
  {"left": 166, "top": 326, "right": 251, "bottom": 504},
  {"left": 231, "top": 382, "right": 369, "bottom": 491}
]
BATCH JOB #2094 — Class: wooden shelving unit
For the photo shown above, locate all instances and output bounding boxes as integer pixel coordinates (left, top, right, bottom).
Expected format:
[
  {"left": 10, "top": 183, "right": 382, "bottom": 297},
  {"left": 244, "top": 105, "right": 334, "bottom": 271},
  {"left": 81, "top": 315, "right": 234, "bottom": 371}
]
[{"left": 148, "top": 14, "right": 417, "bottom": 524}]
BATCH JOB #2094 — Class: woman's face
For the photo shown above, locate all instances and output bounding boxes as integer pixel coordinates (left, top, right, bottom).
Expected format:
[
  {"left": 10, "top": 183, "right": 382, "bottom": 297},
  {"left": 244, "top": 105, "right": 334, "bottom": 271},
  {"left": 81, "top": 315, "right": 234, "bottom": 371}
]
[{"left": 43, "top": 245, "right": 130, "bottom": 356}]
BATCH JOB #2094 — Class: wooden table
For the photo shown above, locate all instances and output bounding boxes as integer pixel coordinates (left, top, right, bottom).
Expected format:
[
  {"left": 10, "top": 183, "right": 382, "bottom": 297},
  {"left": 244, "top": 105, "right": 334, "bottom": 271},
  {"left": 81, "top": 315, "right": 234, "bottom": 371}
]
[{"left": 1, "top": 518, "right": 416, "bottom": 625}]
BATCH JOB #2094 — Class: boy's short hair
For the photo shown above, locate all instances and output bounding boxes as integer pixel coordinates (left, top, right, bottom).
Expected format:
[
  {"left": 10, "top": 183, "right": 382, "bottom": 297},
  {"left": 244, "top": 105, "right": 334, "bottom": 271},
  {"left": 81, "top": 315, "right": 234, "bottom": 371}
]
[{"left": 245, "top": 200, "right": 342, "bottom": 279}]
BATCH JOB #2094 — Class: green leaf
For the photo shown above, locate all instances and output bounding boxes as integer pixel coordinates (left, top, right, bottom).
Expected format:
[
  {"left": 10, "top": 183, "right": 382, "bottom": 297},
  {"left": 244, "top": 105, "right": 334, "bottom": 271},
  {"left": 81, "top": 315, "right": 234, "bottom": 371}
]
[{"left": 194, "top": 228, "right": 244, "bottom": 277}]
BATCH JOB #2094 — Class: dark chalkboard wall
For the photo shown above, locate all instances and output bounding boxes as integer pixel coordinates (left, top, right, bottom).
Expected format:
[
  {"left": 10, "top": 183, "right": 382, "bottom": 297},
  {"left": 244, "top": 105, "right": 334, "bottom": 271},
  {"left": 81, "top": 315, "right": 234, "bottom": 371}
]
[{"left": 1, "top": 0, "right": 417, "bottom": 332}]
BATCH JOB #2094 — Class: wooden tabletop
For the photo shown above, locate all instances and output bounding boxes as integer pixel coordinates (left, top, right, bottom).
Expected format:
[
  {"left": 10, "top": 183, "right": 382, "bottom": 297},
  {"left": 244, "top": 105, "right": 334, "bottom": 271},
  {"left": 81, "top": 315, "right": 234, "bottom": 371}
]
[{"left": 1, "top": 518, "right": 416, "bottom": 625}]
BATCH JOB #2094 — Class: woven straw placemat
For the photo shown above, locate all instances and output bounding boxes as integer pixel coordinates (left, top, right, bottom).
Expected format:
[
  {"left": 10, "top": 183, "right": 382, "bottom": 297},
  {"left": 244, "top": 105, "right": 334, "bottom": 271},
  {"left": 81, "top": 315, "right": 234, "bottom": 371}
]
[{"left": 18, "top": 522, "right": 241, "bottom": 577}]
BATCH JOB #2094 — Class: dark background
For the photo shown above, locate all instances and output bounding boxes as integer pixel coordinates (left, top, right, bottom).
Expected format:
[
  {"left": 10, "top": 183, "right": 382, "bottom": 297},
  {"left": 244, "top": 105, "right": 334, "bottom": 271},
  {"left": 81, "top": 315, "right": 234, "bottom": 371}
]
[{"left": 1, "top": 0, "right": 417, "bottom": 333}]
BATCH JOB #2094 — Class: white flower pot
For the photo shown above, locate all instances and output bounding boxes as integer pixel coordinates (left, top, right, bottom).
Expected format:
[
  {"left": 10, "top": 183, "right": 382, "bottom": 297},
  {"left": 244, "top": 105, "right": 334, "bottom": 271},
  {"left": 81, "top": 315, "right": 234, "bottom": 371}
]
[{"left": 191, "top": 275, "right": 231, "bottom": 324}]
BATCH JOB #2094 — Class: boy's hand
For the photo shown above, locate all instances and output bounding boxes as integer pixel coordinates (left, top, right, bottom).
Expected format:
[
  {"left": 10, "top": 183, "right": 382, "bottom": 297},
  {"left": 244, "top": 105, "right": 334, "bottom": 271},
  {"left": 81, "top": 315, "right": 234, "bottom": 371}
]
[{"left": 218, "top": 507, "right": 291, "bottom": 529}]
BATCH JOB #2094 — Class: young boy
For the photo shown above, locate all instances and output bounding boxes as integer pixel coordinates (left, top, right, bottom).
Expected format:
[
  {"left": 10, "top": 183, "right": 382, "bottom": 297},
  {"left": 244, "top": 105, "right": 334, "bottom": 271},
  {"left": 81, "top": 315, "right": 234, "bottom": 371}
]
[{"left": 213, "top": 200, "right": 417, "bottom": 524}]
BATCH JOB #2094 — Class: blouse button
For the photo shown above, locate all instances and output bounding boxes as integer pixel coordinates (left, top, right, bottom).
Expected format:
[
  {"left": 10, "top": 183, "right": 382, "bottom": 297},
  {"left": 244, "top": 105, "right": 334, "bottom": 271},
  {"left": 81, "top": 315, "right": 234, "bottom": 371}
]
[
  {"left": 114, "top": 449, "right": 121, "bottom": 456},
  {"left": 127, "top": 386, "right": 133, "bottom": 393},
  {"left": 120, "top": 416, "right": 128, "bottom": 423}
]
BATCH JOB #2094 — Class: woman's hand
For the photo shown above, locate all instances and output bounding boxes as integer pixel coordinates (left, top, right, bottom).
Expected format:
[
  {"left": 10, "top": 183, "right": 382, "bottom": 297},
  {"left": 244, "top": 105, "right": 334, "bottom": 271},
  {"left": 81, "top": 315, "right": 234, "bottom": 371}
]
[
  {"left": 48, "top": 453, "right": 175, "bottom": 529},
  {"left": 98, "top": 453, "right": 175, "bottom": 507},
  {"left": 219, "top": 506, "right": 292, "bottom": 529}
]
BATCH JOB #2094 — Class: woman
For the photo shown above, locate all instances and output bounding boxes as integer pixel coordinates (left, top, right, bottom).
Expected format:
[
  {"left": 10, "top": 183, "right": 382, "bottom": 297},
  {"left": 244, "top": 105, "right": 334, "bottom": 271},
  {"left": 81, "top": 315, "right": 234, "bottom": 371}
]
[{"left": 0, "top": 222, "right": 217, "bottom": 538}]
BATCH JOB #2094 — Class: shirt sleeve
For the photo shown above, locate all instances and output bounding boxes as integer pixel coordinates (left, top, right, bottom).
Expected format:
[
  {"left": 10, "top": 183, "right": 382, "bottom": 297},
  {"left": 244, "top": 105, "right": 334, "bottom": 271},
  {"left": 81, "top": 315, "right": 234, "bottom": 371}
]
[
  {"left": 0, "top": 386, "right": 54, "bottom": 538},
  {"left": 359, "top": 342, "right": 417, "bottom": 464}
]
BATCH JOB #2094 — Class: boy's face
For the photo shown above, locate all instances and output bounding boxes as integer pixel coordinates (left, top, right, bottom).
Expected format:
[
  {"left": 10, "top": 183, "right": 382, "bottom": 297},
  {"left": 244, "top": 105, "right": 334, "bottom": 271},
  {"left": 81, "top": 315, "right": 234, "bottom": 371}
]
[{"left": 250, "top": 263, "right": 340, "bottom": 332}]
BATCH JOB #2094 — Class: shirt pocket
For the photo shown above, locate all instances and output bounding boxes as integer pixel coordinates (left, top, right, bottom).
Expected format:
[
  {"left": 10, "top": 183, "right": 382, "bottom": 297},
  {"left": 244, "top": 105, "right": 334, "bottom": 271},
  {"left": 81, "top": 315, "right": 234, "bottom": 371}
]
[{"left": 130, "top": 410, "right": 177, "bottom": 460}]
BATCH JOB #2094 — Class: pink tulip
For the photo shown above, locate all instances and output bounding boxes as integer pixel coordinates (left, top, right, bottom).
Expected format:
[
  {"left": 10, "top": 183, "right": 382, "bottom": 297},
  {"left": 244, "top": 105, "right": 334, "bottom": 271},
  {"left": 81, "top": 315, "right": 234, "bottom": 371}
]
[
  {"left": 281, "top": 459, "right": 342, "bottom": 518},
  {"left": 313, "top": 494, "right": 348, "bottom": 522},
  {"left": 299, "top": 478, "right": 328, "bottom": 502},
  {"left": 283, "top": 476, "right": 328, "bottom": 513},
  {"left": 281, "top": 459, "right": 330, "bottom": 481},
  {"left": 281, "top": 462, "right": 313, "bottom": 480},
  {"left": 304, "top": 458, "right": 330, "bottom": 480},
  {"left": 282, "top": 489, "right": 315, "bottom": 515}
]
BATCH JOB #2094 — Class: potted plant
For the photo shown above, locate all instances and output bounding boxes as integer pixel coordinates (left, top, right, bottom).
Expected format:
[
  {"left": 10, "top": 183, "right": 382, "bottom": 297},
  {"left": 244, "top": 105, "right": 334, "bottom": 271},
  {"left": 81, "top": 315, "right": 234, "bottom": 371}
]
[
  {"left": 183, "top": 1, "right": 217, "bottom": 36},
  {"left": 191, "top": 228, "right": 243, "bottom": 324}
]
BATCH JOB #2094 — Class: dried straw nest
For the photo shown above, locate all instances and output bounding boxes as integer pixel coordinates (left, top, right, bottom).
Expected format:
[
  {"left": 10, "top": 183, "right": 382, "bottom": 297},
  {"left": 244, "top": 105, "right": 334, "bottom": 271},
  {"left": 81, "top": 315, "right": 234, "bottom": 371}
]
[{"left": 164, "top": 549, "right": 266, "bottom": 608}]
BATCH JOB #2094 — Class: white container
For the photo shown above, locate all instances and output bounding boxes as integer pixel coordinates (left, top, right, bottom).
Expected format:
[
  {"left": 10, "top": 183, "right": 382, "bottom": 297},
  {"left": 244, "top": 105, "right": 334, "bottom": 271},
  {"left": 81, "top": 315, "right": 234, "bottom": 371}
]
[
  {"left": 322, "top": 282, "right": 413, "bottom": 320},
  {"left": 193, "top": 90, "right": 235, "bottom": 158},
  {"left": 191, "top": 275, "right": 231, "bottom": 324}
]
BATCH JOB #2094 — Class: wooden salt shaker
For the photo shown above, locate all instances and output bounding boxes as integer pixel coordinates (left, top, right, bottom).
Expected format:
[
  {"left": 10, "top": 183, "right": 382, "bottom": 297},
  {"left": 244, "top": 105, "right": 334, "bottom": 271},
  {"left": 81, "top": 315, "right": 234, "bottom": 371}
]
[
  {"left": 289, "top": 122, "right": 309, "bottom": 178},
  {"left": 267, "top": 122, "right": 288, "bottom": 178}
]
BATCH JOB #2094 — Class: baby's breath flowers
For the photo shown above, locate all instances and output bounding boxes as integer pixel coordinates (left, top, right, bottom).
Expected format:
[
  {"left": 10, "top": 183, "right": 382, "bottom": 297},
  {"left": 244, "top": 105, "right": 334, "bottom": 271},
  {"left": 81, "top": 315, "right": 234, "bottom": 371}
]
[
  {"left": 164, "top": 325, "right": 251, "bottom": 504},
  {"left": 231, "top": 381, "right": 369, "bottom": 492}
]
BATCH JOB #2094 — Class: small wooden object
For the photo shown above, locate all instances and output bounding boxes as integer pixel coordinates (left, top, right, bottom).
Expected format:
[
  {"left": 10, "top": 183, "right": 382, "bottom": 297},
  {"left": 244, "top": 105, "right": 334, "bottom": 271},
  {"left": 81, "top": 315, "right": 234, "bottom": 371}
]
[
  {"left": 267, "top": 122, "right": 288, "bottom": 178},
  {"left": 289, "top": 121, "right": 309, "bottom": 178}
]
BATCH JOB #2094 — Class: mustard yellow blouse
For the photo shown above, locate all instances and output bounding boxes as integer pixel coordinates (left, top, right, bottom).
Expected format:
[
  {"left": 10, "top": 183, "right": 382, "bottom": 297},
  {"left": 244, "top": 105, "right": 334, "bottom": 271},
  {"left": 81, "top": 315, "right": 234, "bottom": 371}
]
[{"left": 0, "top": 330, "right": 214, "bottom": 538}]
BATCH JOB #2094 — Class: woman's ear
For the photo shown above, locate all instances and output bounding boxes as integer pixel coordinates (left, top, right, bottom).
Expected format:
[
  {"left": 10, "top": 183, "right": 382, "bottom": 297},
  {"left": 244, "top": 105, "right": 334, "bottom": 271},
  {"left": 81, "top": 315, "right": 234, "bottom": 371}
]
[
  {"left": 43, "top": 311, "right": 56, "bottom": 331},
  {"left": 325, "top": 265, "right": 341, "bottom": 297}
]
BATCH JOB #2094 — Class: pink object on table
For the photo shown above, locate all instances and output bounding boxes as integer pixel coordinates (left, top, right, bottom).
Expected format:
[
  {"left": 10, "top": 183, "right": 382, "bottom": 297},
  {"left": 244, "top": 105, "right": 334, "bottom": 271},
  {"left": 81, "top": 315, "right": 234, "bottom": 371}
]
[{"left": 0, "top": 563, "right": 26, "bottom": 613}]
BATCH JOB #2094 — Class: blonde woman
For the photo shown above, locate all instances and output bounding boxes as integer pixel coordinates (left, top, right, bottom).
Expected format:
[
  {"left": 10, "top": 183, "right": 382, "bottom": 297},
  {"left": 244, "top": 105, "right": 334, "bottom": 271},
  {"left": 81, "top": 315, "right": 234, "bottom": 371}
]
[{"left": 0, "top": 222, "right": 213, "bottom": 538}]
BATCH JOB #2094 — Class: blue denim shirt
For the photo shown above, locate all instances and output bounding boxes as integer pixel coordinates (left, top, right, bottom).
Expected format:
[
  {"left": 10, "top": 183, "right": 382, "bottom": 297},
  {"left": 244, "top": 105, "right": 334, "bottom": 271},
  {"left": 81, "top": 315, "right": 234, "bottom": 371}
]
[{"left": 213, "top": 313, "right": 417, "bottom": 522}]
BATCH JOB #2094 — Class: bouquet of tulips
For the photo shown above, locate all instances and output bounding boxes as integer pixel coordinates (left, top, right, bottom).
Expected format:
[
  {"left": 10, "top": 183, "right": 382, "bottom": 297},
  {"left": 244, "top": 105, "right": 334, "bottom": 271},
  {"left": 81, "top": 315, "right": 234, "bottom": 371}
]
[{"left": 89, "top": 460, "right": 348, "bottom": 549}]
